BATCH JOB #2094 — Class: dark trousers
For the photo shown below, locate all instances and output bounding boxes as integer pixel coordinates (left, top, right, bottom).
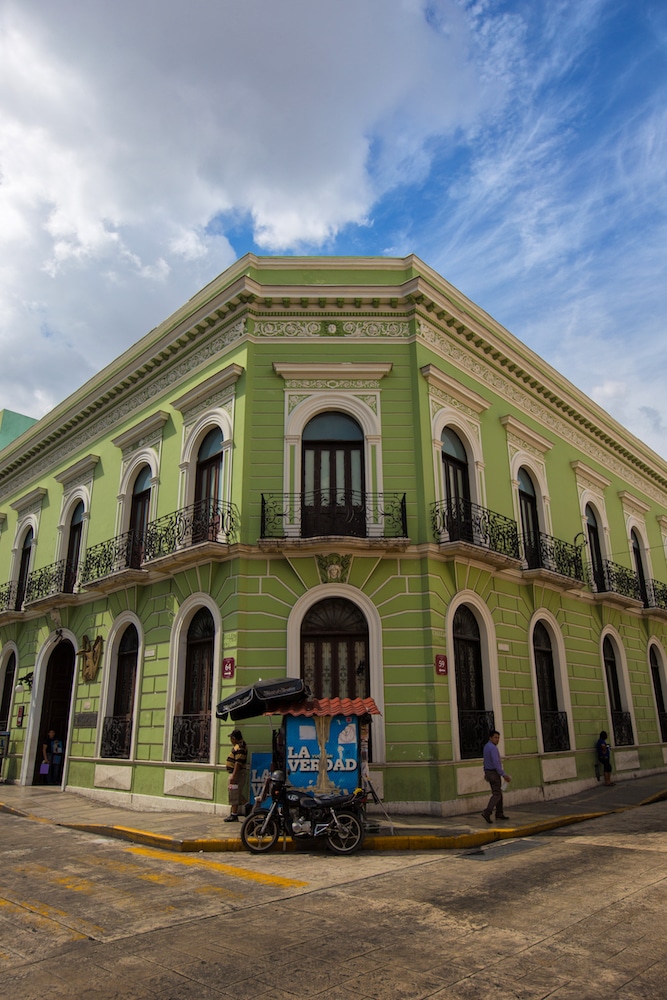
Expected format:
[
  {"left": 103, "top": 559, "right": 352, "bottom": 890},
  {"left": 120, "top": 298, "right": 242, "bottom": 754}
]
[{"left": 483, "top": 769, "right": 504, "bottom": 818}]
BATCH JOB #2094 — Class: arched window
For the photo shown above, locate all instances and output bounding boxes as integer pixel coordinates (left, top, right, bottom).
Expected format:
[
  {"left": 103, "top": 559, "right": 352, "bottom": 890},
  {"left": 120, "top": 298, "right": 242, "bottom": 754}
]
[
  {"left": 631, "top": 529, "right": 648, "bottom": 605},
  {"left": 533, "top": 621, "right": 570, "bottom": 751},
  {"left": 15, "top": 527, "right": 34, "bottom": 610},
  {"left": 172, "top": 608, "right": 214, "bottom": 762},
  {"left": 603, "top": 636, "right": 634, "bottom": 746},
  {"left": 129, "top": 465, "right": 152, "bottom": 568},
  {"left": 441, "top": 428, "right": 472, "bottom": 543},
  {"left": 519, "top": 468, "right": 540, "bottom": 568},
  {"left": 64, "top": 501, "right": 85, "bottom": 593},
  {"left": 301, "top": 412, "right": 365, "bottom": 537},
  {"left": 301, "top": 598, "right": 369, "bottom": 700},
  {"left": 586, "top": 505, "right": 605, "bottom": 592},
  {"left": 0, "top": 652, "right": 16, "bottom": 730},
  {"left": 101, "top": 624, "right": 139, "bottom": 759},
  {"left": 650, "top": 646, "right": 667, "bottom": 742},
  {"left": 453, "top": 605, "right": 492, "bottom": 758},
  {"left": 193, "top": 428, "right": 225, "bottom": 542}
]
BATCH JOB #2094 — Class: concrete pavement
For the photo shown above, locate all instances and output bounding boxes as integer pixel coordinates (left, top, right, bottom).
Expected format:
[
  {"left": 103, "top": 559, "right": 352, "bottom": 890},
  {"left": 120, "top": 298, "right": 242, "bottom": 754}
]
[{"left": 1, "top": 771, "right": 666, "bottom": 853}]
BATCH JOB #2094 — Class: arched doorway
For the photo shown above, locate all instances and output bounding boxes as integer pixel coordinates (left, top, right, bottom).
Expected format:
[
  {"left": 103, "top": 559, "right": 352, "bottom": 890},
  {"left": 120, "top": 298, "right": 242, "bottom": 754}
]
[
  {"left": 33, "top": 639, "right": 75, "bottom": 785},
  {"left": 441, "top": 427, "right": 472, "bottom": 543},
  {"left": 301, "top": 598, "right": 369, "bottom": 701}
]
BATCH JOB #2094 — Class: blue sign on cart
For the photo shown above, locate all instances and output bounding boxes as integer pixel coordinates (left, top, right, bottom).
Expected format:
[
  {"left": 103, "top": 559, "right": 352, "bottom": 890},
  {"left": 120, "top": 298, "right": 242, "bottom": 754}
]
[{"left": 285, "top": 715, "right": 359, "bottom": 795}]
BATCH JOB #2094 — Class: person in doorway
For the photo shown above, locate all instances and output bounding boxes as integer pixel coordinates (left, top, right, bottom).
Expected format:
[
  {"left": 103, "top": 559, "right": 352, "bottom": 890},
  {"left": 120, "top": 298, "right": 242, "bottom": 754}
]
[
  {"left": 596, "top": 730, "right": 614, "bottom": 786},
  {"left": 42, "top": 728, "right": 63, "bottom": 785},
  {"left": 481, "top": 730, "right": 511, "bottom": 824},
  {"left": 225, "top": 729, "right": 248, "bottom": 822}
]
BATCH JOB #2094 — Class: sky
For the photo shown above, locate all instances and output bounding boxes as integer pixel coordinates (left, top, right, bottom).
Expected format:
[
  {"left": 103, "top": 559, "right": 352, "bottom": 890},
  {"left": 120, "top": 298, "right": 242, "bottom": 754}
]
[{"left": 1, "top": 1, "right": 666, "bottom": 457}]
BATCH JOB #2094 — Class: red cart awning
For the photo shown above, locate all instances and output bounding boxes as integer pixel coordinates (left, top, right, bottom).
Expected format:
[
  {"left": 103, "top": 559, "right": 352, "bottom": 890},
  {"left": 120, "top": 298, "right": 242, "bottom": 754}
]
[{"left": 265, "top": 696, "right": 381, "bottom": 717}]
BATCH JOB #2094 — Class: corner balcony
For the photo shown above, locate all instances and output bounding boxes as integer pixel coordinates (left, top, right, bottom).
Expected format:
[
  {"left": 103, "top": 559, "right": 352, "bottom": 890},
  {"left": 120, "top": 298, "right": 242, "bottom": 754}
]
[
  {"left": 589, "top": 560, "right": 643, "bottom": 607},
  {"left": 522, "top": 532, "right": 586, "bottom": 589},
  {"left": 431, "top": 498, "right": 520, "bottom": 567},
  {"left": 259, "top": 491, "right": 408, "bottom": 551}
]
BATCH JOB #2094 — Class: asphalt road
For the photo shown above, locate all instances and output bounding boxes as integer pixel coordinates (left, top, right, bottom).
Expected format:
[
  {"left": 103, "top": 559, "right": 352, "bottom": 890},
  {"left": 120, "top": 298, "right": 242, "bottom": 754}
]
[{"left": 1, "top": 800, "right": 666, "bottom": 999}]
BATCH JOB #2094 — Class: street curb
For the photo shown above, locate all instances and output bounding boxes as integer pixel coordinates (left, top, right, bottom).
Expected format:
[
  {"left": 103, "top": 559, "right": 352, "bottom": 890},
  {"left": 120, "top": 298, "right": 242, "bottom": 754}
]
[{"left": 2, "top": 789, "right": 666, "bottom": 854}]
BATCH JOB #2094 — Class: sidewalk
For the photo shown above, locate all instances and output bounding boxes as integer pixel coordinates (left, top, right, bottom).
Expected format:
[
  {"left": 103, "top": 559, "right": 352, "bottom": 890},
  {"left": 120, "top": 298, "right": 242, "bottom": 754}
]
[{"left": 1, "top": 772, "right": 666, "bottom": 853}]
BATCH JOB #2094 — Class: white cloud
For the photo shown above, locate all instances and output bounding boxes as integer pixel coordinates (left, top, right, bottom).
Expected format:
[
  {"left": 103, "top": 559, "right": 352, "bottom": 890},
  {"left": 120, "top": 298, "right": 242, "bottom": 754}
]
[{"left": 0, "top": 0, "right": 481, "bottom": 415}]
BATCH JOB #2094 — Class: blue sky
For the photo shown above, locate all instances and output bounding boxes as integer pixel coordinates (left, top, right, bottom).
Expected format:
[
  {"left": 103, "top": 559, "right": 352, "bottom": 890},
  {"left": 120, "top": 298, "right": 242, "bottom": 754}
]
[{"left": 1, "top": 0, "right": 666, "bottom": 456}]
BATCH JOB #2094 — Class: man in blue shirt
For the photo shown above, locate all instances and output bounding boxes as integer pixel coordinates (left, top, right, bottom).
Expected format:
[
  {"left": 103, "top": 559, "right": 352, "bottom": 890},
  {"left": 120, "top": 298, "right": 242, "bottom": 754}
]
[{"left": 481, "top": 730, "right": 511, "bottom": 823}]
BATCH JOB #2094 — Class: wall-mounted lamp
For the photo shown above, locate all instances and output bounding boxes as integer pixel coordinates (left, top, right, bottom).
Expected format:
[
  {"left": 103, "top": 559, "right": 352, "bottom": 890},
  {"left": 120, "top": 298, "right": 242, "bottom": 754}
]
[{"left": 15, "top": 672, "right": 34, "bottom": 693}]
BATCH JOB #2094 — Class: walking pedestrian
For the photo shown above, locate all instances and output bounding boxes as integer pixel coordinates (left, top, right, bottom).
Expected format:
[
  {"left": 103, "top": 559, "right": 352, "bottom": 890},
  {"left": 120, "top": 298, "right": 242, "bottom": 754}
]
[{"left": 481, "top": 729, "right": 511, "bottom": 823}]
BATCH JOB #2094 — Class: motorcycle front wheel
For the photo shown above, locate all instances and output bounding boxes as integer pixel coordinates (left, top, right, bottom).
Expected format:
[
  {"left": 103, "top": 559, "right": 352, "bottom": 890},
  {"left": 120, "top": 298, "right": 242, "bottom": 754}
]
[
  {"left": 240, "top": 813, "right": 280, "bottom": 853},
  {"left": 325, "top": 811, "right": 365, "bottom": 855}
]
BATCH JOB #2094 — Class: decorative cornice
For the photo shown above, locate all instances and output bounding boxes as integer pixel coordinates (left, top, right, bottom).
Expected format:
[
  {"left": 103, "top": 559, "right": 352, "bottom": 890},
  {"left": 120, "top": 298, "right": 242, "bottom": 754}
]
[
  {"left": 418, "top": 318, "right": 667, "bottom": 507},
  {"left": 172, "top": 364, "right": 244, "bottom": 416},
  {"left": 421, "top": 364, "right": 490, "bottom": 414},
  {"left": 571, "top": 461, "right": 612, "bottom": 493},
  {"left": 617, "top": 490, "right": 651, "bottom": 517},
  {"left": 274, "top": 362, "right": 392, "bottom": 382},
  {"left": 54, "top": 454, "right": 100, "bottom": 489},
  {"left": 111, "top": 412, "right": 169, "bottom": 452},
  {"left": 500, "top": 415, "right": 553, "bottom": 454},
  {"left": 10, "top": 486, "right": 47, "bottom": 514}
]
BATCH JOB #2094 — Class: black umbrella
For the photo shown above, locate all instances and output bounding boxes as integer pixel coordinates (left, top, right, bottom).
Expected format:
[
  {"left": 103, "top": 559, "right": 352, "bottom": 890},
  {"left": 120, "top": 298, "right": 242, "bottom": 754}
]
[{"left": 216, "top": 677, "right": 310, "bottom": 721}]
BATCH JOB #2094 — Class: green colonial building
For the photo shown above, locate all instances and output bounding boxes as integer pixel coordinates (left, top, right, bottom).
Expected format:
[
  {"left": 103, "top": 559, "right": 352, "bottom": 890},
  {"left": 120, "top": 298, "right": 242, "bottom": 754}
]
[{"left": 1, "top": 255, "right": 667, "bottom": 815}]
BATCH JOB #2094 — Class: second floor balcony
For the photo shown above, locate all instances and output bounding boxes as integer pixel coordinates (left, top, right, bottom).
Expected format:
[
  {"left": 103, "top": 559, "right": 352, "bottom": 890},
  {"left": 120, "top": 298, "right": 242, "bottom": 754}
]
[
  {"left": 260, "top": 491, "right": 408, "bottom": 543},
  {"left": 24, "top": 558, "right": 79, "bottom": 606},
  {"left": 80, "top": 499, "right": 240, "bottom": 587},
  {"left": 590, "top": 560, "right": 643, "bottom": 604},
  {"left": 432, "top": 498, "right": 520, "bottom": 562},
  {"left": 522, "top": 532, "right": 586, "bottom": 585}
]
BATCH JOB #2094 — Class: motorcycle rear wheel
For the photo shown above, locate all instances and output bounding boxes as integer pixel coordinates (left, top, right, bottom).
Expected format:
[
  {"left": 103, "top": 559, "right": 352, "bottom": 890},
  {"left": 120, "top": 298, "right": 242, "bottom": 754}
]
[
  {"left": 240, "top": 813, "right": 280, "bottom": 853},
  {"left": 325, "top": 811, "right": 365, "bottom": 855}
]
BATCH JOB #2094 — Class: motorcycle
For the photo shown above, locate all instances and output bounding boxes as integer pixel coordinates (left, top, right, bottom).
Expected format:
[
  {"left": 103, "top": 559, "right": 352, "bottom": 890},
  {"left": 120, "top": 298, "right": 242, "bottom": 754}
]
[{"left": 240, "top": 770, "right": 367, "bottom": 855}]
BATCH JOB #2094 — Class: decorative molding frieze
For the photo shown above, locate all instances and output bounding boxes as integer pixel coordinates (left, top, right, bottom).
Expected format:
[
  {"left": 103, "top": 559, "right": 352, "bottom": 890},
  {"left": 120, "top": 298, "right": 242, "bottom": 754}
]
[
  {"left": 112, "top": 412, "right": 169, "bottom": 457},
  {"left": 500, "top": 415, "right": 552, "bottom": 454},
  {"left": 617, "top": 490, "right": 650, "bottom": 518},
  {"left": 10, "top": 486, "right": 47, "bottom": 516},
  {"left": 418, "top": 318, "right": 667, "bottom": 507},
  {"left": 421, "top": 364, "right": 490, "bottom": 414},
  {"left": 0, "top": 320, "right": 246, "bottom": 502},
  {"left": 171, "top": 364, "right": 244, "bottom": 419},
  {"left": 571, "top": 460, "right": 611, "bottom": 495},
  {"left": 256, "top": 319, "right": 409, "bottom": 339},
  {"left": 54, "top": 454, "right": 100, "bottom": 491},
  {"left": 274, "top": 362, "right": 392, "bottom": 385}
]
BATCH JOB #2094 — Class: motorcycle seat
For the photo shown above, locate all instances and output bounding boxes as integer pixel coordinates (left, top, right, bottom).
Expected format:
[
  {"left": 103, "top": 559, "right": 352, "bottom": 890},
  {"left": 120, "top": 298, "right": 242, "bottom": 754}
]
[{"left": 299, "top": 792, "right": 354, "bottom": 810}]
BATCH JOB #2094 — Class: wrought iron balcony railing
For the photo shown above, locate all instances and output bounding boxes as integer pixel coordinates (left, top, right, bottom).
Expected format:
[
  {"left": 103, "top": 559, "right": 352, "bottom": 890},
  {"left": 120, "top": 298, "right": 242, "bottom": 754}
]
[
  {"left": 79, "top": 529, "right": 145, "bottom": 585},
  {"left": 143, "top": 498, "right": 239, "bottom": 561},
  {"left": 171, "top": 714, "right": 211, "bottom": 763},
  {"left": 261, "top": 491, "right": 407, "bottom": 540},
  {"left": 432, "top": 498, "right": 520, "bottom": 560},
  {"left": 589, "top": 560, "right": 642, "bottom": 602},
  {"left": 458, "top": 709, "right": 495, "bottom": 760},
  {"left": 540, "top": 710, "right": 571, "bottom": 752},
  {"left": 0, "top": 581, "right": 18, "bottom": 613},
  {"left": 100, "top": 716, "right": 132, "bottom": 759},
  {"left": 523, "top": 532, "right": 585, "bottom": 582},
  {"left": 611, "top": 710, "right": 634, "bottom": 747},
  {"left": 24, "top": 558, "right": 79, "bottom": 603},
  {"left": 646, "top": 579, "right": 667, "bottom": 612}
]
